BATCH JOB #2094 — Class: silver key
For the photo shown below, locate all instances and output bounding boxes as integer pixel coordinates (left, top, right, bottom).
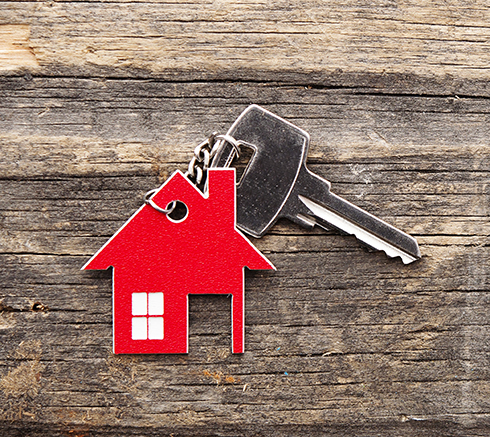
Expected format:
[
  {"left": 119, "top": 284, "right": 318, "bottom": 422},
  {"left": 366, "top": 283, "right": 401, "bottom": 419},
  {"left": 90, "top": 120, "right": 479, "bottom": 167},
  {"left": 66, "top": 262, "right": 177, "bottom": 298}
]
[{"left": 211, "top": 105, "right": 420, "bottom": 264}]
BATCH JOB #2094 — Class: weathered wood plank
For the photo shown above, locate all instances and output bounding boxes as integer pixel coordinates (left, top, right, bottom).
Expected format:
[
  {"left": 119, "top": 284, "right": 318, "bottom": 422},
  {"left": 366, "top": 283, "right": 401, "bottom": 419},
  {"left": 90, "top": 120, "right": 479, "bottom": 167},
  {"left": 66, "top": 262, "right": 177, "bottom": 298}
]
[{"left": 3, "top": 0, "right": 490, "bottom": 95}]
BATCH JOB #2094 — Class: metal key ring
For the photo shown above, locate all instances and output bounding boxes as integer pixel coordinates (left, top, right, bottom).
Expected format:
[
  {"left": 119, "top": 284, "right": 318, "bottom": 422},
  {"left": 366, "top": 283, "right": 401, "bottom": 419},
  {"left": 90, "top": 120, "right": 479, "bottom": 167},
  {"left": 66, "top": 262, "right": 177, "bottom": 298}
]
[
  {"left": 214, "top": 134, "right": 241, "bottom": 158},
  {"left": 144, "top": 189, "right": 177, "bottom": 215}
]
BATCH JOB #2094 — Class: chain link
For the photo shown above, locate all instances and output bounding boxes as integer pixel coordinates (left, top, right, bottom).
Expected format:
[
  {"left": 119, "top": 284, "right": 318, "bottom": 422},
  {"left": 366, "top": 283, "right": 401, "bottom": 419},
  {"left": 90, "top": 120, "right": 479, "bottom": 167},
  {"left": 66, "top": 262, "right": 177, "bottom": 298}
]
[
  {"left": 184, "top": 132, "right": 240, "bottom": 185},
  {"left": 144, "top": 132, "right": 242, "bottom": 215}
]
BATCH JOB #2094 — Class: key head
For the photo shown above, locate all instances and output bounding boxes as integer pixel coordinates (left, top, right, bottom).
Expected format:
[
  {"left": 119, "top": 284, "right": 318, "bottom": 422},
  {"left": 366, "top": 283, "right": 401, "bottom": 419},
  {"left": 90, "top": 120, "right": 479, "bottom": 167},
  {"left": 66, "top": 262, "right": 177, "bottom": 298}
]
[{"left": 212, "top": 105, "right": 310, "bottom": 237}]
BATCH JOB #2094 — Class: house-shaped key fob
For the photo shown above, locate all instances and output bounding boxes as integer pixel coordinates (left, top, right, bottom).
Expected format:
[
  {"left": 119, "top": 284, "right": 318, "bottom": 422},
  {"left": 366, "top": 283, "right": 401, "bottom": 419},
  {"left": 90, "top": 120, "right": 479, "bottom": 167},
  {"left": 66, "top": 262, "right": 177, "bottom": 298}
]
[{"left": 82, "top": 169, "right": 274, "bottom": 354}]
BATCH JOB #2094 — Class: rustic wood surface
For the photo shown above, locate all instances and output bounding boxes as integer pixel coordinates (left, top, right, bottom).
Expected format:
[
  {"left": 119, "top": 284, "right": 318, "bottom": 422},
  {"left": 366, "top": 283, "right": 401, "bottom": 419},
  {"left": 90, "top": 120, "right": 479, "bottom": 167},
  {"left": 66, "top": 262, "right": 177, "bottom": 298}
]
[{"left": 1, "top": 1, "right": 489, "bottom": 435}]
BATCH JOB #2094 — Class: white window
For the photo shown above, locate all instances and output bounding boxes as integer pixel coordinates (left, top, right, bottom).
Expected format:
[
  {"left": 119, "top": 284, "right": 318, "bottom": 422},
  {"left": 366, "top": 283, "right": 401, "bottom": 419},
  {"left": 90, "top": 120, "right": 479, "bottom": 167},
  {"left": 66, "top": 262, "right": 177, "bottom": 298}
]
[
  {"left": 148, "top": 317, "right": 164, "bottom": 339},
  {"left": 131, "top": 292, "right": 164, "bottom": 340},
  {"left": 131, "top": 317, "right": 147, "bottom": 340}
]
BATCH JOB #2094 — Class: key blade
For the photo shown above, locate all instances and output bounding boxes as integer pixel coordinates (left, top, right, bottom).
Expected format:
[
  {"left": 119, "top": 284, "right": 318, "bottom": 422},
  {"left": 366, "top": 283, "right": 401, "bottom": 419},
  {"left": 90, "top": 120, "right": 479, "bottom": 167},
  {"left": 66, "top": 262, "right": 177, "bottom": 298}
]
[{"left": 299, "top": 194, "right": 420, "bottom": 264}]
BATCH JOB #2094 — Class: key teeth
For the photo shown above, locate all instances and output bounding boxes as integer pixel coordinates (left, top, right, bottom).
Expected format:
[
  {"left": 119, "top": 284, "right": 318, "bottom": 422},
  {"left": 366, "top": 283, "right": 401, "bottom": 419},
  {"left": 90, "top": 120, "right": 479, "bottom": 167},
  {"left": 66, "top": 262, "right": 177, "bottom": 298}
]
[
  {"left": 298, "top": 195, "right": 420, "bottom": 264},
  {"left": 346, "top": 227, "right": 419, "bottom": 264},
  {"left": 385, "top": 245, "right": 418, "bottom": 265},
  {"left": 316, "top": 216, "right": 419, "bottom": 264},
  {"left": 344, "top": 225, "right": 420, "bottom": 264}
]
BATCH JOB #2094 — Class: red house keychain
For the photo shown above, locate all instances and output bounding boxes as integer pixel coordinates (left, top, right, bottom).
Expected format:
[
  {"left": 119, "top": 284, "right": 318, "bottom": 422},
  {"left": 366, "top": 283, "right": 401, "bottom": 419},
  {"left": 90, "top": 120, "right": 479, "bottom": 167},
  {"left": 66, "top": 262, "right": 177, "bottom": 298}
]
[{"left": 82, "top": 168, "right": 275, "bottom": 354}]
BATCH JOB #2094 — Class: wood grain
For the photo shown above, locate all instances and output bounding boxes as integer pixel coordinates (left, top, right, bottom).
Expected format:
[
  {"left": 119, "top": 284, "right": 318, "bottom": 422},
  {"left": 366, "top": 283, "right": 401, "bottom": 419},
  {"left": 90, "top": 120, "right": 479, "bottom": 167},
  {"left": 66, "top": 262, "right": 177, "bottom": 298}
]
[
  {"left": 1, "top": 1, "right": 490, "bottom": 435},
  {"left": 0, "top": 25, "right": 39, "bottom": 71}
]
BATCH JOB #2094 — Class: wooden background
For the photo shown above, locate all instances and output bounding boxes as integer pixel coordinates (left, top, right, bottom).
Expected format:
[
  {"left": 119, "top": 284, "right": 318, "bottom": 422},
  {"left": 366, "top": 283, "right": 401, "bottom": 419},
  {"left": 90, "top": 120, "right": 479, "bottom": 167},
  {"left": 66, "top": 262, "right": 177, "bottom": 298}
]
[{"left": 1, "top": 1, "right": 489, "bottom": 435}]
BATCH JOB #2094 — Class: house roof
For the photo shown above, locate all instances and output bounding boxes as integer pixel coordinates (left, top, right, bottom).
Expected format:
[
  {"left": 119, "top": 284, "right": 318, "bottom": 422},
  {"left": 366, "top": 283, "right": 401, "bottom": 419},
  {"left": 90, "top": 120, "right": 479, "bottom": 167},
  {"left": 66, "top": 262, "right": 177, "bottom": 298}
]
[{"left": 82, "top": 169, "right": 275, "bottom": 273}]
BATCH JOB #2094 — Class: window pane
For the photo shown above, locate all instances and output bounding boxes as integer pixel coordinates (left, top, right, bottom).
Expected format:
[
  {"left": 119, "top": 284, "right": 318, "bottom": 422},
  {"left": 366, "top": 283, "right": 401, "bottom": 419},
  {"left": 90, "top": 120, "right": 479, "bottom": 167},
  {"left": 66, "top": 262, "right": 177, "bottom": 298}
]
[
  {"left": 132, "top": 317, "right": 147, "bottom": 340},
  {"left": 132, "top": 293, "right": 147, "bottom": 316},
  {"left": 148, "top": 292, "right": 164, "bottom": 315},
  {"left": 148, "top": 317, "right": 164, "bottom": 340}
]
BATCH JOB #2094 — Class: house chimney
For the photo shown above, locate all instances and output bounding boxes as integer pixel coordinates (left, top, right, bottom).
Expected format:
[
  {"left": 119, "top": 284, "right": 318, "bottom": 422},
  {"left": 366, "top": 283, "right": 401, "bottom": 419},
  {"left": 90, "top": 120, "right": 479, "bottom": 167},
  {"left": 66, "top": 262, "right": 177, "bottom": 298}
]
[{"left": 207, "top": 169, "right": 236, "bottom": 224}]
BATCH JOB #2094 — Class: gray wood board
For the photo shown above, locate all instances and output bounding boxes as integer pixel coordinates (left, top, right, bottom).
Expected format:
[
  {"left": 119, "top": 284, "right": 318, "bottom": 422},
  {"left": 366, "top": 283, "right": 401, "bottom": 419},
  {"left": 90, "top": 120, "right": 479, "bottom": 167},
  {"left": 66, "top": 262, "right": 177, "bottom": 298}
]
[{"left": 0, "top": 74, "right": 489, "bottom": 436}]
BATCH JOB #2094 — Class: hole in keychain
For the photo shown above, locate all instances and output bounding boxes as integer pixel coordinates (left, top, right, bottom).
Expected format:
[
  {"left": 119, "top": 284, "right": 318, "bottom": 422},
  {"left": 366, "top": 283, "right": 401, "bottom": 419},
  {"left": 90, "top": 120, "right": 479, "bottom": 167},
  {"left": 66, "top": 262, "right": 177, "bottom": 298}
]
[{"left": 167, "top": 201, "right": 188, "bottom": 223}]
